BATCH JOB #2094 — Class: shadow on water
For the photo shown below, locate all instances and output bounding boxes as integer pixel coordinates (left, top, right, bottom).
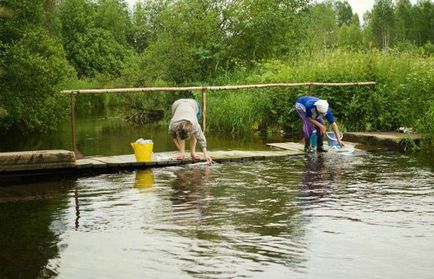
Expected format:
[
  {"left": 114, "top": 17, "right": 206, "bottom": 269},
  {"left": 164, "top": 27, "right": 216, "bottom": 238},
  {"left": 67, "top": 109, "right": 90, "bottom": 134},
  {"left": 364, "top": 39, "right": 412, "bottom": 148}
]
[{"left": 0, "top": 176, "right": 76, "bottom": 278}]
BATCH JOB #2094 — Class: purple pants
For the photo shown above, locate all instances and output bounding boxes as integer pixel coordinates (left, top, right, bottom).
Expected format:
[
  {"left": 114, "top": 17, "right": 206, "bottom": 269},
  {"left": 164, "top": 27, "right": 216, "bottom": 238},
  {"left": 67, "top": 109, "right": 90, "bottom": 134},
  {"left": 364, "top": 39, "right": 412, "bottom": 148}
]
[{"left": 296, "top": 107, "right": 325, "bottom": 140}]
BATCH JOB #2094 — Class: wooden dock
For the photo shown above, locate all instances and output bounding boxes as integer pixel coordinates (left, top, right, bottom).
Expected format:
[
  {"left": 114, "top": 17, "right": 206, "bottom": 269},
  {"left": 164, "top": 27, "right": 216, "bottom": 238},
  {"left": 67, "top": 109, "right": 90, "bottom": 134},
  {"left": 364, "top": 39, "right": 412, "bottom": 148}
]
[
  {"left": 0, "top": 147, "right": 305, "bottom": 176},
  {"left": 76, "top": 149, "right": 304, "bottom": 170},
  {"left": 0, "top": 131, "right": 422, "bottom": 176},
  {"left": 344, "top": 132, "right": 421, "bottom": 149}
]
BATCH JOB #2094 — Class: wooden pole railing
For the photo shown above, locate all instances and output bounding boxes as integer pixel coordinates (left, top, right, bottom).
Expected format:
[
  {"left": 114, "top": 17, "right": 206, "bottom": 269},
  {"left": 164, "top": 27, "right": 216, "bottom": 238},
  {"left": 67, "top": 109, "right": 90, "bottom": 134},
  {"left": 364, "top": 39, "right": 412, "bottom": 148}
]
[
  {"left": 201, "top": 88, "right": 207, "bottom": 135},
  {"left": 63, "top": 81, "right": 376, "bottom": 158},
  {"left": 61, "top": 82, "right": 375, "bottom": 95}
]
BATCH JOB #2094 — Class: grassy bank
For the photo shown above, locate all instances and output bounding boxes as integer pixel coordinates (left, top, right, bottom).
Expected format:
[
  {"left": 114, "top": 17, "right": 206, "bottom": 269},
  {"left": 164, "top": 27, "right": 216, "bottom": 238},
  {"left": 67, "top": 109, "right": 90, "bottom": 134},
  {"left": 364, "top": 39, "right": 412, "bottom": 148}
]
[
  {"left": 205, "top": 49, "right": 434, "bottom": 150},
  {"left": 63, "top": 49, "right": 433, "bottom": 152}
]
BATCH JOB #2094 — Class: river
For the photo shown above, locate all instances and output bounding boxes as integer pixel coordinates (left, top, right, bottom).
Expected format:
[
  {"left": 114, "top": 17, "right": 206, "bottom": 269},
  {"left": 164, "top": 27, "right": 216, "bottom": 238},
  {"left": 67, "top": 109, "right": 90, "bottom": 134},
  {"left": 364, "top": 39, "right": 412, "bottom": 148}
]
[{"left": 0, "top": 111, "right": 433, "bottom": 278}]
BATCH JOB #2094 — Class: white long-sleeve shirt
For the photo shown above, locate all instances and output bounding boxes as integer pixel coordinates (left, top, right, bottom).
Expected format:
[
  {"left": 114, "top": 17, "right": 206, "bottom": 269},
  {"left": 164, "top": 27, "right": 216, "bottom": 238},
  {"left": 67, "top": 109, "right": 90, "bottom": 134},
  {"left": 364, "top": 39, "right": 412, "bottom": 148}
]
[{"left": 168, "top": 99, "right": 207, "bottom": 150}]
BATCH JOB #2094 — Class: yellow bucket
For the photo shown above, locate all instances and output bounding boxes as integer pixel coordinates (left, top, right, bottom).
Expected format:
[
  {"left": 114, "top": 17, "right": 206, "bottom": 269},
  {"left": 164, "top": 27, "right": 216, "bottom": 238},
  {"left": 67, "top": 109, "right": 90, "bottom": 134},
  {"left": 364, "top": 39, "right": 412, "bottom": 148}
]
[{"left": 131, "top": 142, "right": 154, "bottom": 162}]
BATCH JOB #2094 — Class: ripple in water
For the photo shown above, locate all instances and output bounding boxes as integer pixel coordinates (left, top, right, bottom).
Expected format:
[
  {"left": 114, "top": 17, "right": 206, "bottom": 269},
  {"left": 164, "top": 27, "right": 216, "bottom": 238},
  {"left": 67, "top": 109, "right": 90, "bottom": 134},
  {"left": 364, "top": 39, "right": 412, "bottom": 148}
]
[{"left": 1, "top": 151, "right": 433, "bottom": 278}]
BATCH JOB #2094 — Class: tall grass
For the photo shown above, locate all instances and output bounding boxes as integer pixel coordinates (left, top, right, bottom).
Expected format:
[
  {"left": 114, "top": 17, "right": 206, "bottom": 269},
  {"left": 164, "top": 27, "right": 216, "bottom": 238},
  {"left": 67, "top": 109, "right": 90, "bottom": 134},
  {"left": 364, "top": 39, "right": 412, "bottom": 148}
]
[
  {"left": 63, "top": 48, "right": 434, "bottom": 151},
  {"left": 207, "top": 49, "right": 434, "bottom": 143}
]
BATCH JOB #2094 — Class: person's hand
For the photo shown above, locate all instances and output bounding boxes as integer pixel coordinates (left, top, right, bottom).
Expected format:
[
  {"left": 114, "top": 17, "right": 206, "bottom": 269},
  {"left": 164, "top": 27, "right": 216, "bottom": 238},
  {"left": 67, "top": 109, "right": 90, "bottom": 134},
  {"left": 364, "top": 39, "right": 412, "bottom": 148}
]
[
  {"left": 319, "top": 125, "right": 327, "bottom": 135},
  {"left": 337, "top": 139, "right": 345, "bottom": 147},
  {"left": 205, "top": 154, "right": 213, "bottom": 165}
]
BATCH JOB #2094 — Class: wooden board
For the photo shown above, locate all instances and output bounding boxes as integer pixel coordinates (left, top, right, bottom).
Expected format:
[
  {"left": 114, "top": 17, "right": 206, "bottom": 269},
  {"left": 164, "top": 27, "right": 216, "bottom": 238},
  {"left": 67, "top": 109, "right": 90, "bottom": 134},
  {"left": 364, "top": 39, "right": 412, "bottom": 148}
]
[
  {"left": 76, "top": 149, "right": 304, "bottom": 170},
  {"left": 266, "top": 142, "right": 305, "bottom": 152}
]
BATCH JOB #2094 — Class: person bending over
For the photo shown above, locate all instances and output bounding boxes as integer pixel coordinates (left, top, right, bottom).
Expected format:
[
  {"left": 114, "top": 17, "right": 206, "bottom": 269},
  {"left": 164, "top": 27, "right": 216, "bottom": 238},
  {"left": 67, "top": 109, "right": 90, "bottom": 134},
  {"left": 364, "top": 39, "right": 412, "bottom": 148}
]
[
  {"left": 295, "top": 96, "right": 344, "bottom": 152},
  {"left": 169, "top": 99, "right": 213, "bottom": 164}
]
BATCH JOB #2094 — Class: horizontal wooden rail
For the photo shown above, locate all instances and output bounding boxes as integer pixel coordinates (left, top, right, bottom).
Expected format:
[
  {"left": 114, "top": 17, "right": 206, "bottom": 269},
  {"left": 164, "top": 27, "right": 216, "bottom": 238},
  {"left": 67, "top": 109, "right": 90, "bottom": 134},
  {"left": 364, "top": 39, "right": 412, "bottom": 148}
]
[{"left": 61, "top": 82, "right": 376, "bottom": 95}]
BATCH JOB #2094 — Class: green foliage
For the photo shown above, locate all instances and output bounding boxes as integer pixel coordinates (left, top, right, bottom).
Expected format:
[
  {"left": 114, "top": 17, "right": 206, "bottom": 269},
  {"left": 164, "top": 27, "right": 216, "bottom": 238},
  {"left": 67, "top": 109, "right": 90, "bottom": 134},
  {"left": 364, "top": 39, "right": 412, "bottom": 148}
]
[
  {"left": 334, "top": 0, "right": 353, "bottom": 27},
  {"left": 137, "top": 0, "right": 228, "bottom": 84},
  {"left": 394, "top": 0, "right": 413, "bottom": 44},
  {"left": 135, "top": 0, "right": 309, "bottom": 84},
  {"left": 337, "top": 23, "right": 363, "bottom": 49},
  {"left": 0, "top": 0, "right": 48, "bottom": 42},
  {"left": 59, "top": 0, "right": 133, "bottom": 78},
  {"left": 416, "top": 101, "right": 434, "bottom": 152},
  {"left": 65, "top": 28, "right": 132, "bottom": 77},
  {"left": 0, "top": 28, "right": 74, "bottom": 132},
  {"left": 370, "top": 0, "right": 395, "bottom": 49},
  {"left": 225, "top": 0, "right": 307, "bottom": 62},
  {"left": 95, "top": 0, "right": 131, "bottom": 46},
  {"left": 130, "top": 0, "right": 169, "bottom": 53},
  {"left": 411, "top": 0, "right": 434, "bottom": 46},
  {"left": 205, "top": 49, "right": 434, "bottom": 143},
  {"left": 1, "top": 0, "right": 433, "bottom": 147},
  {"left": 363, "top": 0, "right": 434, "bottom": 50},
  {"left": 303, "top": 2, "right": 337, "bottom": 55}
]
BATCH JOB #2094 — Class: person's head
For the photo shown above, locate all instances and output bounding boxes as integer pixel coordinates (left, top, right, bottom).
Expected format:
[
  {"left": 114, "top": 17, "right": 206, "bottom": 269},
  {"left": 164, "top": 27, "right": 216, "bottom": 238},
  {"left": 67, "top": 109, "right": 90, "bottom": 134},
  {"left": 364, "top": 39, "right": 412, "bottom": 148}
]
[
  {"left": 314, "top": 99, "right": 329, "bottom": 116},
  {"left": 176, "top": 121, "right": 193, "bottom": 140}
]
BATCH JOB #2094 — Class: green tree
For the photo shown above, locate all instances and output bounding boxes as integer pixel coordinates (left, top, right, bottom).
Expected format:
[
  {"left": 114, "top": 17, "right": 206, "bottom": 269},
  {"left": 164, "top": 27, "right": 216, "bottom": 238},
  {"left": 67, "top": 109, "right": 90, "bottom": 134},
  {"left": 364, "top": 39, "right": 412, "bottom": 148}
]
[
  {"left": 225, "top": 0, "right": 308, "bottom": 63},
  {"left": 95, "top": 0, "right": 131, "bottom": 46},
  {"left": 304, "top": 2, "right": 337, "bottom": 55},
  {"left": 394, "top": 0, "right": 412, "bottom": 44},
  {"left": 0, "top": 28, "right": 74, "bottom": 132},
  {"left": 130, "top": 0, "right": 169, "bottom": 53},
  {"left": 139, "top": 0, "right": 308, "bottom": 83},
  {"left": 59, "top": 0, "right": 132, "bottom": 78},
  {"left": 411, "top": 0, "right": 434, "bottom": 46},
  {"left": 334, "top": 0, "right": 353, "bottom": 27},
  {"left": 140, "top": 0, "right": 228, "bottom": 83},
  {"left": 337, "top": 23, "right": 363, "bottom": 49},
  {"left": 0, "top": 0, "right": 74, "bottom": 132},
  {"left": 0, "top": 0, "right": 58, "bottom": 42},
  {"left": 369, "top": 0, "right": 395, "bottom": 50}
]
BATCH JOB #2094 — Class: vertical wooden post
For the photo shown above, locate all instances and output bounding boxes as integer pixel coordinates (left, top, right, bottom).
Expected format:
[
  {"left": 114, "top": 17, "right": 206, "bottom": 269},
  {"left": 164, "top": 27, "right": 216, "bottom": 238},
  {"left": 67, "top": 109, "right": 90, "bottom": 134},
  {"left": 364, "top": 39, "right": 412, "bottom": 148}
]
[
  {"left": 201, "top": 88, "right": 207, "bottom": 135},
  {"left": 308, "top": 83, "right": 312, "bottom": 95},
  {"left": 71, "top": 92, "right": 77, "bottom": 158}
]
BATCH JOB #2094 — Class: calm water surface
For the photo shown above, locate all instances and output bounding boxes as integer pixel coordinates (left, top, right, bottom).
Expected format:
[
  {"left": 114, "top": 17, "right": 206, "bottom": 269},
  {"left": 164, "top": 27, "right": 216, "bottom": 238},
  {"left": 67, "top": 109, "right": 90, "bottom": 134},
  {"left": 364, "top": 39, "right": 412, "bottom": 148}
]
[
  {"left": 0, "top": 110, "right": 281, "bottom": 155},
  {"left": 1, "top": 150, "right": 433, "bottom": 278}
]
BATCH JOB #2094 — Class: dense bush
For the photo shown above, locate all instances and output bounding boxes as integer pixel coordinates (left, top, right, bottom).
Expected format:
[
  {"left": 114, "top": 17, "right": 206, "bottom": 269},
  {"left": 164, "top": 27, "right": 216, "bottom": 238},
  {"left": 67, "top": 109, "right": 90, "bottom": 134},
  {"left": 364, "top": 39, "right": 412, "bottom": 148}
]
[{"left": 0, "top": 28, "right": 74, "bottom": 132}]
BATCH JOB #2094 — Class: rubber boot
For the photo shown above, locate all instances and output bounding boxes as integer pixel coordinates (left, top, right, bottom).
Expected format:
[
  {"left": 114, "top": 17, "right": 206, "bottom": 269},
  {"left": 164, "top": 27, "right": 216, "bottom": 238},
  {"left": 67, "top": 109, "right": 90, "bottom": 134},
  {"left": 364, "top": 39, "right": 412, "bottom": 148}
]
[
  {"left": 304, "top": 138, "right": 311, "bottom": 152},
  {"left": 316, "top": 134, "right": 328, "bottom": 152}
]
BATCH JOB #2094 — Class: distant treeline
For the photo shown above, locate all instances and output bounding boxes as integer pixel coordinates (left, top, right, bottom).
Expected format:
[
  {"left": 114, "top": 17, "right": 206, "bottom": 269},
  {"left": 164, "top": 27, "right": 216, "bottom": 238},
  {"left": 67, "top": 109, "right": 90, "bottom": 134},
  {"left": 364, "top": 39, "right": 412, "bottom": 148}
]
[{"left": 0, "top": 0, "right": 433, "bottom": 150}]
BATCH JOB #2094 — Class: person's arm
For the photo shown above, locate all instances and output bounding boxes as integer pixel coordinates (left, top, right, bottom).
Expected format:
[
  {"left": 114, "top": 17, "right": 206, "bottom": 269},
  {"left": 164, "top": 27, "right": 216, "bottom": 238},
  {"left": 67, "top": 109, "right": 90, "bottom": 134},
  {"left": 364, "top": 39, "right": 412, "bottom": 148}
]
[
  {"left": 173, "top": 138, "right": 181, "bottom": 150},
  {"left": 308, "top": 118, "right": 327, "bottom": 135},
  {"left": 201, "top": 147, "right": 213, "bottom": 165},
  {"left": 192, "top": 124, "right": 213, "bottom": 164},
  {"left": 330, "top": 122, "right": 345, "bottom": 147}
]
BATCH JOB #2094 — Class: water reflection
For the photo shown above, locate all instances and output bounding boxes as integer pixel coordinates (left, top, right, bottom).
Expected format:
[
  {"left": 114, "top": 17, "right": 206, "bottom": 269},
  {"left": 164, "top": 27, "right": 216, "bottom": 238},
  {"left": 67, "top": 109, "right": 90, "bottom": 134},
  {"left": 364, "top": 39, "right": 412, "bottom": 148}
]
[
  {"left": 159, "top": 162, "right": 309, "bottom": 276},
  {"left": 299, "top": 155, "right": 330, "bottom": 204},
  {"left": 170, "top": 166, "right": 211, "bottom": 223},
  {"left": 134, "top": 169, "right": 155, "bottom": 191},
  {"left": 0, "top": 110, "right": 286, "bottom": 155},
  {"left": 0, "top": 177, "right": 75, "bottom": 278},
  {"left": 298, "top": 153, "right": 348, "bottom": 206},
  {"left": 1, "top": 152, "right": 433, "bottom": 278}
]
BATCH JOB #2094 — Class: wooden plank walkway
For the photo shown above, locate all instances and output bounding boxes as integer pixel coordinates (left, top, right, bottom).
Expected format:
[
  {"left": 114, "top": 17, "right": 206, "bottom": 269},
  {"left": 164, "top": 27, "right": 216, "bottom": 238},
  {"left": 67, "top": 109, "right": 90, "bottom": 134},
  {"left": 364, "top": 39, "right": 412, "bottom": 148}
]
[
  {"left": 0, "top": 131, "right": 422, "bottom": 176},
  {"left": 266, "top": 142, "right": 306, "bottom": 152},
  {"left": 76, "top": 148, "right": 305, "bottom": 170},
  {"left": 344, "top": 132, "right": 421, "bottom": 149}
]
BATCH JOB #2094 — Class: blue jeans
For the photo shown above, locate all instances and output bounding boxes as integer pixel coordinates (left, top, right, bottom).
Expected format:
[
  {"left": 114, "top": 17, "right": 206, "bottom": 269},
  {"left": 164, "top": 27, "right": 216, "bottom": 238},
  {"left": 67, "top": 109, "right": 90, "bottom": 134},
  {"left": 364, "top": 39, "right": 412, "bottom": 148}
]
[{"left": 196, "top": 101, "right": 201, "bottom": 120}]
